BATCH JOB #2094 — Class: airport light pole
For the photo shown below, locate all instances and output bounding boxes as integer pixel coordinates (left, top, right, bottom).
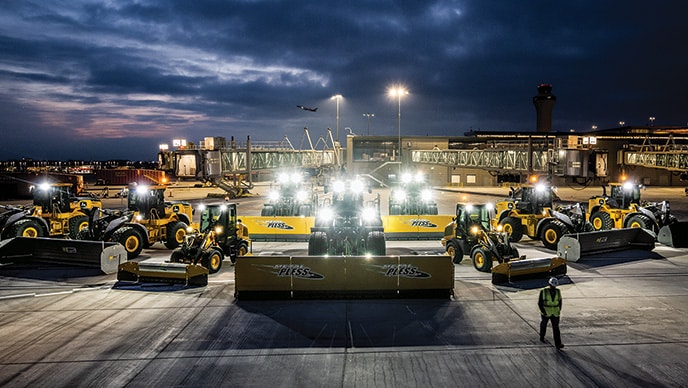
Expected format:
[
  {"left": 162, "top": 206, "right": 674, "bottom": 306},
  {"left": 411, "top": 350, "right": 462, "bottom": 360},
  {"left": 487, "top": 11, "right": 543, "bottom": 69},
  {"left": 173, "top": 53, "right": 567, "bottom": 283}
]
[
  {"left": 331, "top": 94, "right": 342, "bottom": 142},
  {"left": 388, "top": 87, "right": 408, "bottom": 164},
  {"left": 363, "top": 112, "right": 374, "bottom": 135}
]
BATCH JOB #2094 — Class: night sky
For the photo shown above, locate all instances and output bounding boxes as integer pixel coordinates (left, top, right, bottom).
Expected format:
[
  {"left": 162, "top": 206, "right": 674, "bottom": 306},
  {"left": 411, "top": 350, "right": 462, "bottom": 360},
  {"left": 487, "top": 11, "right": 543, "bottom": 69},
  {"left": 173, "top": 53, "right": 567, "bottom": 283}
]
[{"left": 1, "top": 1, "right": 686, "bottom": 161}]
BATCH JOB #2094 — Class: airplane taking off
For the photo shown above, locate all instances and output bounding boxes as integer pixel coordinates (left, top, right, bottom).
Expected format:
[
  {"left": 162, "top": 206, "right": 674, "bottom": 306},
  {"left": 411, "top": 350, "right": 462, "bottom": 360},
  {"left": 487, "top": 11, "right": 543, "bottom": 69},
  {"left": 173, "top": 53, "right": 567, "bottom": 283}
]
[{"left": 297, "top": 105, "right": 318, "bottom": 112}]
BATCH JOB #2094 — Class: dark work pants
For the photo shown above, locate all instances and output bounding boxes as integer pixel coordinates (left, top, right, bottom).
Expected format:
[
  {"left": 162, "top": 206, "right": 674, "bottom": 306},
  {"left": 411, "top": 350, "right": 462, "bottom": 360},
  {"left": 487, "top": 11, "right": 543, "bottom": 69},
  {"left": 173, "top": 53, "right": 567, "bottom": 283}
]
[{"left": 540, "top": 315, "right": 562, "bottom": 346}]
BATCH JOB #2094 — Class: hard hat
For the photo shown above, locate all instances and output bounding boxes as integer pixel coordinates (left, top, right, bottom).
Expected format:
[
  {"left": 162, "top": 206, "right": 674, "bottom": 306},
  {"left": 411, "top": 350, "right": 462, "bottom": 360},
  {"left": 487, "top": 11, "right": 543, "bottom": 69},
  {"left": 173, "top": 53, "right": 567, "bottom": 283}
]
[{"left": 548, "top": 277, "right": 559, "bottom": 287}]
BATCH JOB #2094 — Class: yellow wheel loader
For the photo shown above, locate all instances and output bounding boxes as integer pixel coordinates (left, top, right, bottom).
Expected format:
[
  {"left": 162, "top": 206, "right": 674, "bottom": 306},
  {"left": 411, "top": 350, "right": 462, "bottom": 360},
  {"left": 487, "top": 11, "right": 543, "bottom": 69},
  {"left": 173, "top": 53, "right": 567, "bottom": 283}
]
[
  {"left": 1, "top": 183, "right": 101, "bottom": 240},
  {"left": 443, "top": 202, "right": 566, "bottom": 283},
  {"left": 127, "top": 184, "right": 194, "bottom": 249},
  {"left": 118, "top": 203, "right": 250, "bottom": 286},
  {"left": 491, "top": 184, "right": 554, "bottom": 243}
]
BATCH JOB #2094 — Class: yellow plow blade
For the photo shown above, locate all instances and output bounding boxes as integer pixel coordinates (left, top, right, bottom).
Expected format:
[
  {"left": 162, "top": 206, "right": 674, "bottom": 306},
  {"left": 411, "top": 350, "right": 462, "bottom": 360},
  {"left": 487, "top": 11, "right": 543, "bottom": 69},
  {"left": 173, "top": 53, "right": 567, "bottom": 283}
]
[
  {"left": 491, "top": 257, "right": 567, "bottom": 284},
  {"left": 117, "top": 261, "right": 208, "bottom": 286}
]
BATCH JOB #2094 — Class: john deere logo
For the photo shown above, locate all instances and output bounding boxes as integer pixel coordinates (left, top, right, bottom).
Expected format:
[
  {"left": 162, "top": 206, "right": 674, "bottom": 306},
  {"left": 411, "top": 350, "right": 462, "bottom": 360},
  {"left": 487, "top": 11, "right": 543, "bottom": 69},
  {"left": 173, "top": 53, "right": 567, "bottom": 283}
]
[
  {"left": 382, "top": 264, "right": 431, "bottom": 279},
  {"left": 264, "top": 220, "right": 294, "bottom": 230},
  {"left": 273, "top": 264, "right": 324, "bottom": 279},
  {"left": 409, "top": 219, "right": 437, "bottom": 228}
]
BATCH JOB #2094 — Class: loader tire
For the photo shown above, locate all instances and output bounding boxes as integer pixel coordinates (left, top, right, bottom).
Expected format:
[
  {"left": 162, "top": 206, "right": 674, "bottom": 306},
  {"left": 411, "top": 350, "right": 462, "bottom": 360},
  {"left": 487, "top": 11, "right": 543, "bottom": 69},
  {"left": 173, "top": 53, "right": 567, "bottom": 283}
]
[
  {"left": 202, "top": 248, "right": 223, "bottom": 274},
  {"left": 471, "top": 247, "right": 493, "bottom": 273},
  {"left": 113, "top": 227, "right": 144, "bottom": 260},
  {"left": 590, "top": 211, "right": 613, "bottom": 230},
  {"left": 500, "top": 216, "right": 523, "bottom": 242},
  {"left": 366, "top": 231, "right": 386, "bottom": 256},
  {"left": 230, "top": 241, "right": 249, "bottom": 264},
  {"left": 75, "top": 229, "right": 92, "bottom": 240},
  {"left": 541, "top": 220, "right": 566, "bottom": 251},
  {"left": 446, "top": 241, "right": 464, "bottom": 264},
  {"left": 308, "top": 231, "right": 328, "bottom": 255},
  {"left": 68, "top": 215, "right": 89, "bottom": 239},
  {"left": 165, "top": 221, "right": 188, "bottom": 249},
  {"left": 11, "top": 219, "right": 44, "bottom": 238},
  {"left": 624, "top": 214, "right": 654, "bottom": 231}
]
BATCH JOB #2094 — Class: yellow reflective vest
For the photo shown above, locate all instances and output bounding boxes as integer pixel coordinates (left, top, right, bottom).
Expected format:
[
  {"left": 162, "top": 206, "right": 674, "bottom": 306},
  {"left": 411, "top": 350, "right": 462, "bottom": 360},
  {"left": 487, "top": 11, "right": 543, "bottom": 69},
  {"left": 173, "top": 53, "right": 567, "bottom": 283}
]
[{"left": 540, "top": 287, "right": 561, "bottom": 317}]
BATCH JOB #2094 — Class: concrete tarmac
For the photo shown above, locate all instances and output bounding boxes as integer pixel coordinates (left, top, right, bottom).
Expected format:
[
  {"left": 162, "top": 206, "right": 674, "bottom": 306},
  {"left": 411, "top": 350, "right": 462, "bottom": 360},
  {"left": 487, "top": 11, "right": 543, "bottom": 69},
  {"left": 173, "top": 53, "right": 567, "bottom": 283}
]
[{"left": 1, "top": 185, "right": 687, "bottom": 387}]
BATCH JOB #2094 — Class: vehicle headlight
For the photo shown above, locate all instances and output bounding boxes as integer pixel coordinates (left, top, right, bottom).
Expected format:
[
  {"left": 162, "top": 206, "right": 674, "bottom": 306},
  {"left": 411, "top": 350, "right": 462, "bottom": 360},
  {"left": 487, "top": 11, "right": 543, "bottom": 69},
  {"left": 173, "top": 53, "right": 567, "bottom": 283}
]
[
  {"left": 319, "top": 207, "right": 334, "bottom": 221},
  {"left": 470, "top": 226, "right": 479, "bottom": 235},
  {"left": 215, "top": 226, "right": 223, "bottom": 235},
  {"left": 361, "top": 207, "right": 377, "bottom": 222},
  {"left": 392, "top": 190, "right": 406, "bottom": 201},
  {"left": 268, "top": 191, "right": 280, "bottom": 202},
  {"left": 332, "top": 180, "right": 345, "bottom": 194},
  {"left": 421, "top": 189, "right": 433, "bottom": 202}
]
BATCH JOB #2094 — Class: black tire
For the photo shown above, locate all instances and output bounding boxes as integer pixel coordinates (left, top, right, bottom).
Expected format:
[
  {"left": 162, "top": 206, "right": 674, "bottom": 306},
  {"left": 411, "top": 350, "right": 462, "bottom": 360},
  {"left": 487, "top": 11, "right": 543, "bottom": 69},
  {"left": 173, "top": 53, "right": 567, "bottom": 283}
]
[
  {"left": 541, "top": 220, "right": 567, "bottom": 251},
  {"left": 308, "top": 231, "right": 328, "bottom": 255},
  {"left": 471, "top": 247, "right": 493, "bottom": 273},
  {"left": 68, "top": 215, "right": 90, "bottom": 239},
  {"left": 624, "top": 214, "right": 655, "bottom": 232},
  {"left": 170, "top": 249, "right": 185, "bottom": 263},
  {"left": 261, "top": 206, "right": 275, "bottom": 216},
  {"left": 112, "top": 227, "right": 144, "bottom": 260},
  {"left": 446, "top": 241, "right": 464, "bottom": 264},
  {"left": 202, "top": 248, "right": 223, "bottom": 274},
  {"left": 500, "top": 216, "right": 523, "bottom": 242},
  {"left": 366, "top": 231, "right": 386, "bottom": 256},
  {"left": 75, "top": 229, "right": 92, "bottom": 240},
  {"left": 590, "top": 211, "right": 613, "bottom": 230},
  {"left": 165, "top": 221, "right": 188, "bottom": 249},
  {"left": 11, "top": 219, "right": 44, "bottom": 238},
  {"left": 231, "top": 241, "right": 249, "bottom": 264},
  {"left": 582, "top": 221, "right": 595, "bottom": 232}
]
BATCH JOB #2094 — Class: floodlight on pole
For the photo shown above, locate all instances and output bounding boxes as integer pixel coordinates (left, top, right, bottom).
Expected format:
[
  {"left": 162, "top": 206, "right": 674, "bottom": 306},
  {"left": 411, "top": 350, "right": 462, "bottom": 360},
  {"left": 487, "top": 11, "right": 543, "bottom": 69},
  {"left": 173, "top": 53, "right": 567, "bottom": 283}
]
[
  {"left": 388, "top": 87, "right": 408, "bottom": 164},
  {"left": 331, "top": 94, "right": 343, "bottom": 142},
  {"left": 363, "top": 112, "right": 374, "bottom": 135}
]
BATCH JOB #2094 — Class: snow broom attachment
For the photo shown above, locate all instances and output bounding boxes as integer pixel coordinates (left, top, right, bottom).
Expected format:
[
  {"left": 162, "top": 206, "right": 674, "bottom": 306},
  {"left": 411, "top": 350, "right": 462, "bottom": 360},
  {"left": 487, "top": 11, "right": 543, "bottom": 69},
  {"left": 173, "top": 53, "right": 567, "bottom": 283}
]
[
  {"left": 491, "top": 256, "right": 567, "bottom": 284},
  {"left": 657, "top": 222, "right": 688, "bottom": 248},
  {"left": 0, "top": 237, "right": 126, "bottom": 274},
  {"left": 117, "top": 261, "right": 208, "bottom": 286},
  {"left": 557, "top": 228, "right": 655, "bottom": 262}
]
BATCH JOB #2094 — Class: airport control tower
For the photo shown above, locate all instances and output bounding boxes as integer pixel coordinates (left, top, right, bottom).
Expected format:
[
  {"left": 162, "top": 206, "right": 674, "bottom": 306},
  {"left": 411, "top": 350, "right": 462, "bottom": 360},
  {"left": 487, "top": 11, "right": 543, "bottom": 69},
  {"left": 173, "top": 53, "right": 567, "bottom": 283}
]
[{"left": 533, "top": 83, "right": 556, "bottom": 132}]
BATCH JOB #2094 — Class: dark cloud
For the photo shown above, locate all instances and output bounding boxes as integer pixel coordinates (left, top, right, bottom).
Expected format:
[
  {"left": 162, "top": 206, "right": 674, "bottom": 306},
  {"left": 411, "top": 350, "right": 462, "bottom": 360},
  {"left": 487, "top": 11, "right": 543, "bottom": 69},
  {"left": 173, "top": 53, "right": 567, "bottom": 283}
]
[{"left": 0, "top": 0, "right": 686, "bottom": 160}]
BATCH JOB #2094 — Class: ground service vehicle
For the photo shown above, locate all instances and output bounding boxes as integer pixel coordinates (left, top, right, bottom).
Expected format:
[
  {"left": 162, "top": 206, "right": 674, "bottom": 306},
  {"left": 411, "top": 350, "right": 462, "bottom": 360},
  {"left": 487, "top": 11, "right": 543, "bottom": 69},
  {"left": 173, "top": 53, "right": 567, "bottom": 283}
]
[
  {"left": 2, "top": 183, "right": 102, "bottom": 239},
  {"left": 539, "top": 202, "right": 594, "bottom": 250},
  {"left": 588, "top": 182, "right": 676, "bottom": 233},
  {"left": 118, "top": 203, "right": 249, "bottom": 286},
  {"left": 442, "top": 203, "right": 566, "bottom": 283},
  {"left": 76, "top": 207, "right": 146, "bottom": 259},
  {"left": 308, "top": 178, "right": 385, "bottom": 256},
  {"left": 389, "top": 172, "right": 438, "bottom": 215},
  {"left": 261, "top": 171, "right": 315, "bottom": 216},
  {"left": 492, "top": 184, "right": 554, "bottom": 243},
  {"left": 127, "top": 185, "right": 193, "bottom": 249}
]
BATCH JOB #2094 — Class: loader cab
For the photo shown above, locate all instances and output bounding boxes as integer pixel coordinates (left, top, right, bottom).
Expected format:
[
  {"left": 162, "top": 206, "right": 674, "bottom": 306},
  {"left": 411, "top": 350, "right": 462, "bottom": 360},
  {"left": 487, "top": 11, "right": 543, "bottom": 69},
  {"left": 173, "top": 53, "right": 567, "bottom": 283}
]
[
  {"left": 199, "top": 204, "right": 238, "bottom": 241},
  {"left": 608, "top": 182, "right": 641, "bottom": 209},
  {"left": 457, "top": 203, "right": 493, "bottom": 234},
  {"left": 512, "top": 184, "right": 552, "bottom": 214},
  {"left": 32, "top": 183, "right": 71, "bottom": 213},
  {"left": 128, "top": 185, "right": 166, "bottom": 219}
]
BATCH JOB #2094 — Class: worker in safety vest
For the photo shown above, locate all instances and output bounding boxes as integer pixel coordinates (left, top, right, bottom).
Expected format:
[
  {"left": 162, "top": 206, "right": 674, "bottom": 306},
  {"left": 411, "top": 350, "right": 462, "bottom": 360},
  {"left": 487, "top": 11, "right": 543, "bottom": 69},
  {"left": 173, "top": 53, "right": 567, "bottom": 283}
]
[{"left": 538, "top": 277, "right": 564, "bottom": 349}]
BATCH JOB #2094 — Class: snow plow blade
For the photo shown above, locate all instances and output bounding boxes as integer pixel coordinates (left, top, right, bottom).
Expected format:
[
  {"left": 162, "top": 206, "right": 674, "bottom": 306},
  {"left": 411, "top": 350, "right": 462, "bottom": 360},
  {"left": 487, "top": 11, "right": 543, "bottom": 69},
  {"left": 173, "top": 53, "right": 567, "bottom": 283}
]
[
  {"left": 557, "top": 228, "right": 655, "bottom": 262},
  {"left": 117, "top": 261, "right": 209, "bottom": 286},
  {"left": 0, "top": 237, "right": 126, "bottom": 274},
  {"left": 491, "top": 257, "right": 567, "bottom": 284},
  {"left": 234, "top": 255, "right": 454, "bottom": 299},
  {"left": 657, "top": 222, "right": 688, "bottom": 248}
]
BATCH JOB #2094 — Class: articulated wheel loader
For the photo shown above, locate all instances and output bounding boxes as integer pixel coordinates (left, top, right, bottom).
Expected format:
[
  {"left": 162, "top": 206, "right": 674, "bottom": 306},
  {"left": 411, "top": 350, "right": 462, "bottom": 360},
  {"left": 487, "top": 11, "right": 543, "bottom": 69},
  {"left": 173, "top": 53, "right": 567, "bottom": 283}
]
[
  {"left": 492, "top": 184, "right": 553, "bottom": 243},
  {"left": 443, "top": 203, "right": 566, "bottom": 283},
  {"left": 1, "top": 183, "right": 101, "bottom": 240},
  {"left": 261, "top": 171, "right": 316, "bottom": 216},
  {"left": 588, "top": 182, "right": 678, "bottom": 233},
  {"left": 540, "top": 202, "right": 594, "bottom": 250},
  {"left": 76, "top": 207, "right": 147, "bottom": 259},
  {"left": 127, "top": 184, "right": 193, "bottom": 249},
  {"left": 308, "top": 177, "right": 385, "bottom": 256},
  {"left": 118, "top": 203, "right": 250, "bottom": 286},
  {"left": 388, "top": 171, "right": 439, "bottom": 215}
]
